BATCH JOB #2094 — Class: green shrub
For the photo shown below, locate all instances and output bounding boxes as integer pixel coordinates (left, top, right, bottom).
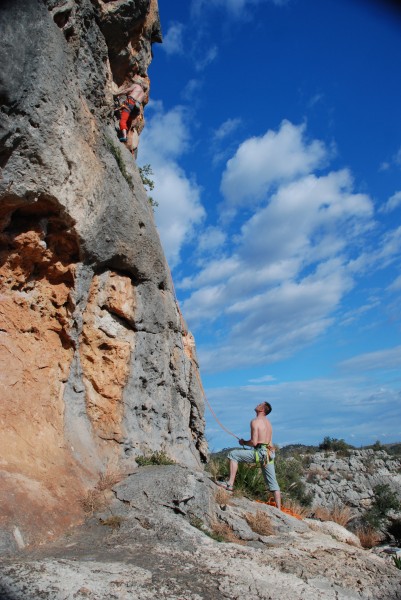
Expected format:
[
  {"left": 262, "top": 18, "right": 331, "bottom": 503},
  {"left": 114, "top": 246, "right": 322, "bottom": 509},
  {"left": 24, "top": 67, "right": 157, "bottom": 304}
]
[
  {"left": 364, "top": 484, "right": 401, "bottom": 528},
  {"left": 234, "top": 463, "right": 267, "bottom": 499},
  {"left": 276, "top": 456, "right": 313, "bottom": 506},
  {"left": 393, "top": 556, "right": 401, "bottom": 570},
  {"left": 318, "top": 437, "right": 352, "bottom": 456},
  {"left": 206, "top": 454, "right": 267, "bottom": 500},
  {"left": 207, "top": 451, "right": 313, "bottom": 506},
  {"left": 387, "top": 444, "right": 401, "bottom": 457},
  {"left": 136, "top": 451, "right": 175, "bottom": 466}
]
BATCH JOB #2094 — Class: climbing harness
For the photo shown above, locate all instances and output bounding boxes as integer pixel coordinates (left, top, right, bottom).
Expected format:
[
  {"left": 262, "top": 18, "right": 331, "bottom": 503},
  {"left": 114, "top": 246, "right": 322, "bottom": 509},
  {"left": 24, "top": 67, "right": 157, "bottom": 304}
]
[
  {"left": 254, "top": 443, "right": 273, "bottom": 467},
  {"left": 114, "top": 95, "right": 141, "bottom": 116}
]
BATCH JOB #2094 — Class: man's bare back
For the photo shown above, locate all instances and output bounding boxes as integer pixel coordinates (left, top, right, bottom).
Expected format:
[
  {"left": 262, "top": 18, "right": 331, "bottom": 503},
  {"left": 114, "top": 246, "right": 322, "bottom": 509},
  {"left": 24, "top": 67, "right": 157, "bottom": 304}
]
[{"left": 250, "top": 416, "right": 272, "bottom": 445}]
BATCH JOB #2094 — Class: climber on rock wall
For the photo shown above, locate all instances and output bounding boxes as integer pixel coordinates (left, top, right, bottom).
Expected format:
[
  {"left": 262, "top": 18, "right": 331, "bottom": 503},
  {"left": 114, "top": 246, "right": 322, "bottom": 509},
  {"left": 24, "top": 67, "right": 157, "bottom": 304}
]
[
  {"left": 114, "top": 75, "right": 150, "bottom": 149},
  {"left": 217, "top": 401, "right": 282, "bottom": 510}
]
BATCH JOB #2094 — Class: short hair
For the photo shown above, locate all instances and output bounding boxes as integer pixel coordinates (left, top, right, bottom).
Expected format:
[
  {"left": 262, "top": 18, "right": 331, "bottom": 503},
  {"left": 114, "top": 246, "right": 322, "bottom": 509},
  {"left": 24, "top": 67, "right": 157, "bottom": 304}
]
[{"left": 263, "top": 402, "right": 272, "bottom": 415}]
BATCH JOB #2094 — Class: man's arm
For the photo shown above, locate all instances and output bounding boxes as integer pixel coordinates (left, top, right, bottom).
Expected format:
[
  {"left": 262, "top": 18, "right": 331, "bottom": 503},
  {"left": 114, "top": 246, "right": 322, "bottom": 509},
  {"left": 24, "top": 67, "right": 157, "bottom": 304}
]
[
  {"left": 114, "top": 81, "right": 141, "bottom": 97},
  {"left": 239, "top": 420, "right": 258, "bottom": 447},
  {"left": 114, "top": 85, "right": 132, "bottom": 97}
]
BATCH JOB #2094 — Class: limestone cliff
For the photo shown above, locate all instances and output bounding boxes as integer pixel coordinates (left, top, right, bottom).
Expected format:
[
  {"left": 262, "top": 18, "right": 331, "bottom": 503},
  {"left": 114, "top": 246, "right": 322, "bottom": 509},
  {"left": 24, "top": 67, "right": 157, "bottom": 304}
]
[
  {"left": 0, "top": 0, "right": 207, "bottom": 551},
  {"left": 303, "top": 449, "right": 401, "bottom": 516}
]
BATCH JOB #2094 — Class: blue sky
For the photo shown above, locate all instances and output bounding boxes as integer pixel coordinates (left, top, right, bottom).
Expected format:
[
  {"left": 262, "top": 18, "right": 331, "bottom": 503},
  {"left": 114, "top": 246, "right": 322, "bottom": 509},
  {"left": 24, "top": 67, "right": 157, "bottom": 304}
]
[{"left": 139, "top": 0, "right": 401, "bottom": 450}]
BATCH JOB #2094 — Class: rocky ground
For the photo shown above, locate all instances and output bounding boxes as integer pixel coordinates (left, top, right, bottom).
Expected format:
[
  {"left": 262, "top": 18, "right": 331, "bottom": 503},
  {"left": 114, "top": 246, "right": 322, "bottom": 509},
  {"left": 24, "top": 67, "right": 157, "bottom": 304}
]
[{"left": 1, "top": 465, "right": 400, "bottom": 600}]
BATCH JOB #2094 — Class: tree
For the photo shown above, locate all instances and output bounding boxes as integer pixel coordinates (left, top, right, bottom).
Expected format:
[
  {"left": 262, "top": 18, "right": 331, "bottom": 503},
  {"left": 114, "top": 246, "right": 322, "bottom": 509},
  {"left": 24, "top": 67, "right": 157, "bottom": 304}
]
[
  {"left": 318, "top": 437, "right": 350, "bottom": 453},
  {"left": 139, "top": 164, "right": 158, "bottom": 208}
]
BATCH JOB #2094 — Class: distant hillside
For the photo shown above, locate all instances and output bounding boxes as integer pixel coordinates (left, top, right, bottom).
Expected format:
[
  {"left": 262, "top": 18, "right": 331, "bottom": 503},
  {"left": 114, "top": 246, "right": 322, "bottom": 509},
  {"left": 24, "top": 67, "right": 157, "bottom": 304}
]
[{"left": 211, "top": 441, "right": 401, "bottom": 460}]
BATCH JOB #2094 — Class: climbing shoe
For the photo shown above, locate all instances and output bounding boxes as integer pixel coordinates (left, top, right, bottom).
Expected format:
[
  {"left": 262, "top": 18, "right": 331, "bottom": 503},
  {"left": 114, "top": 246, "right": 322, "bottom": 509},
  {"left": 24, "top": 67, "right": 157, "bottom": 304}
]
[
  {"left": 216, "top": 481, "right": 233, "bottom": 492},
  {"left": 119, "top": 136, "right": 127, "bottom": 143}
]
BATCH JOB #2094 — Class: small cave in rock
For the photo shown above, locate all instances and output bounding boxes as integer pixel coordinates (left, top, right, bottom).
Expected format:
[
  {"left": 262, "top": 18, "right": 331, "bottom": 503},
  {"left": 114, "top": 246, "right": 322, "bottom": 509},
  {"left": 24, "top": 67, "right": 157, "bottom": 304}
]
[
  {"left": 1, "top": 196, "right": 78, "bottom": 276},
  {"left": 52, "top": 6, "right": 72, "bottom": 29}
]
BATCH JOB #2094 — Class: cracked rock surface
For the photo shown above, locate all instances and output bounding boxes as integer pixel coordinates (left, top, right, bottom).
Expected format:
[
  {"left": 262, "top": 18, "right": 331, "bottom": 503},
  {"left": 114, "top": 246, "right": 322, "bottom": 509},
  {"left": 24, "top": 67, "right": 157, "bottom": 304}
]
[{"left": 1, "top": 467, "right": 400, "bottom": 600}]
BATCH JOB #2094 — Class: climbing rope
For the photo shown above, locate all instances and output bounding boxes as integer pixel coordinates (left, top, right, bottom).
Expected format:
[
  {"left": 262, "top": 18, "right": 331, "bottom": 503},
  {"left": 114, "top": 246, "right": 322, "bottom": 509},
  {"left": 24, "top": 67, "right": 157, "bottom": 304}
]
[
  {"left": 166, "top": 264, "right": 240, "bottom": 443},
  {"left": 193, "top": 367, "right": 240, "bottom": 442},
  {"left": 164, "top": 273, "right": 303, "bottom": 518},
  {"left": 175, "top": 299, "right": 240, "bottom": 442}
]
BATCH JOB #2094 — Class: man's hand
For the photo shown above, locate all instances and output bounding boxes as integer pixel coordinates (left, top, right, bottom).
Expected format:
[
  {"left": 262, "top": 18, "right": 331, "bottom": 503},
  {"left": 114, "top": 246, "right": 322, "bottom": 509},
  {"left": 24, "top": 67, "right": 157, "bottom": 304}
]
[{"left": 239, "top": 438, "right": 246, "bottom": 446}]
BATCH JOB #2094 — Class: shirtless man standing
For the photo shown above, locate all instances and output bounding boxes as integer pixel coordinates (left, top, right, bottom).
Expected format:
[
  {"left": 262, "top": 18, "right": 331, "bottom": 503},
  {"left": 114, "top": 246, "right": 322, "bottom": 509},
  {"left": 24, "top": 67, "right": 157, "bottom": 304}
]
[{"left": 218, "top": 402, "right": 281, "bottom": 509}]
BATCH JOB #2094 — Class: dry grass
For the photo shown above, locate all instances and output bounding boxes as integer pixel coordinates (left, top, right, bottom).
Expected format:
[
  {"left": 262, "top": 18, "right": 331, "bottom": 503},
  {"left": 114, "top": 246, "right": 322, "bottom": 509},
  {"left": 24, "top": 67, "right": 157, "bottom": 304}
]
[
  {"left": 215, "top": 487, "right": 232, "bottom": 506},
  {"left": 283, "top": 497, "right": 311, "bottom": 519},
  {"left": 96, "top": 467, "right": 123, "bottom": 491},
  {"left": 81, "top": 488, "right": 107, "bottom": 515},
  {"left": 355, "top": 526, "right": 383, "bottom": 548},
  {"left": 100, "top": 515, "right": 124, "bottom": 530},
  {"left": 210, "top": 520, "right": 246, "bottom": 545},
  {"left": 80, "top": 467, "right": 124, "bottom": 515},
  {"left": 207, "top": 458, "right": 222, "bottom": 482},
  {"left": 313, "top": 504, "right": 354, "bottom": 527},
  {"left": 245, "top": 510, "right": 274, "bottom": 536}
]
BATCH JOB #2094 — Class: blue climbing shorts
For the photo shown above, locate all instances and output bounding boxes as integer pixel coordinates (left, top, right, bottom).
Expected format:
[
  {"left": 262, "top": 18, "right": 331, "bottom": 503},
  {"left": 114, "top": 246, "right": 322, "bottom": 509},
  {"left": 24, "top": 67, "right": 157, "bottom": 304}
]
[{"left": 228, "top": 447, "right": 280, "bottom": 492}]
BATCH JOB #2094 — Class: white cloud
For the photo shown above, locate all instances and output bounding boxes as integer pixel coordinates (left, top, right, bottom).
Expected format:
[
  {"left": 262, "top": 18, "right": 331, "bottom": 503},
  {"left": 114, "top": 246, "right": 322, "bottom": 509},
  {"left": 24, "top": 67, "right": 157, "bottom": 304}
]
[
  {"left": 177, "top": 121, "right": 381, "bottom": 373},
  {"left": 339, "top": 299, "right": 380, "bottom": 326},
  {"left": 308, "top": 93, "right": 324, "bottom": 108},
  {"left": 197, "top": 226, "right": 227, "bottom": 254},
  {"left": 379, "top": 146, "right": 401, "bottom": 171},
  {"left": 205, "top": 377, "right": 401, "bottom": 448},
  {"left": 238, "top": 169, "right": 372, "bottom": 267},
  {"left": 162, "top": 22, "right": 184, "bottom": 56},
  {"left": 140, "top": 102, "right": 190, "bottom": 160},
  {"left": 248, "top": 374, "right": 276, "bottom": 383},
  {"left": 388, "top": 274, "right": 401, "bottom": 291},
  {"left": 339, "top": 345, "right": 401, "bottom": 372},
  {"left": 195, "top": 268, "right": 349, "bottom": 372},
  {"left": 150, "top": 165, "right": 205, "bottom": 267},
  {"left": 139, "top": 102, "right": 205, "bottom": 267},
  {"left": 182, "top": 79, "right": 203, "bottom": 101},
  {"left": 180, "top": 256, "right": 240, "bottom": 290},
  {"left": 348, "top": 226, "right": 401, "bottom": 276},
  {"left": 220, "top": 120, "right": 327, "bottom": 208},
  {"left": 195, "top": 45, "right": 218, "bottom": 71},
  {"left": 380, "top": 190, "right": 401, "bottom": 213},
  {"left": 213, "top": 118, "right": 242, "bottom": 141}
]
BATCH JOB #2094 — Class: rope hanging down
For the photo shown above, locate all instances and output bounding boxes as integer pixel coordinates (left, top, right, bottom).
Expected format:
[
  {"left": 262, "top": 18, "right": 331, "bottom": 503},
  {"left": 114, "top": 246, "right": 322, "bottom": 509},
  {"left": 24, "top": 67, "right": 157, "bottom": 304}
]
[
  {"left": 167, "top": 264, "right": 240, "bottom": 443},
  {"left": 193, "top": 367, "right": 240, "bottom": 441}
]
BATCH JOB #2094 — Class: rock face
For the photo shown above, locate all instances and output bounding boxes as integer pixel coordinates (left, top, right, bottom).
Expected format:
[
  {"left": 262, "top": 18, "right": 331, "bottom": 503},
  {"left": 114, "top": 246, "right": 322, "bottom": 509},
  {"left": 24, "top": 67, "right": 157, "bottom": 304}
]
[
  {"left": 0, "top": 0, "right": 206, "bottom": 551},
  {"left": 303, "top": 449, "right": 401, "bottom": 515}
]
